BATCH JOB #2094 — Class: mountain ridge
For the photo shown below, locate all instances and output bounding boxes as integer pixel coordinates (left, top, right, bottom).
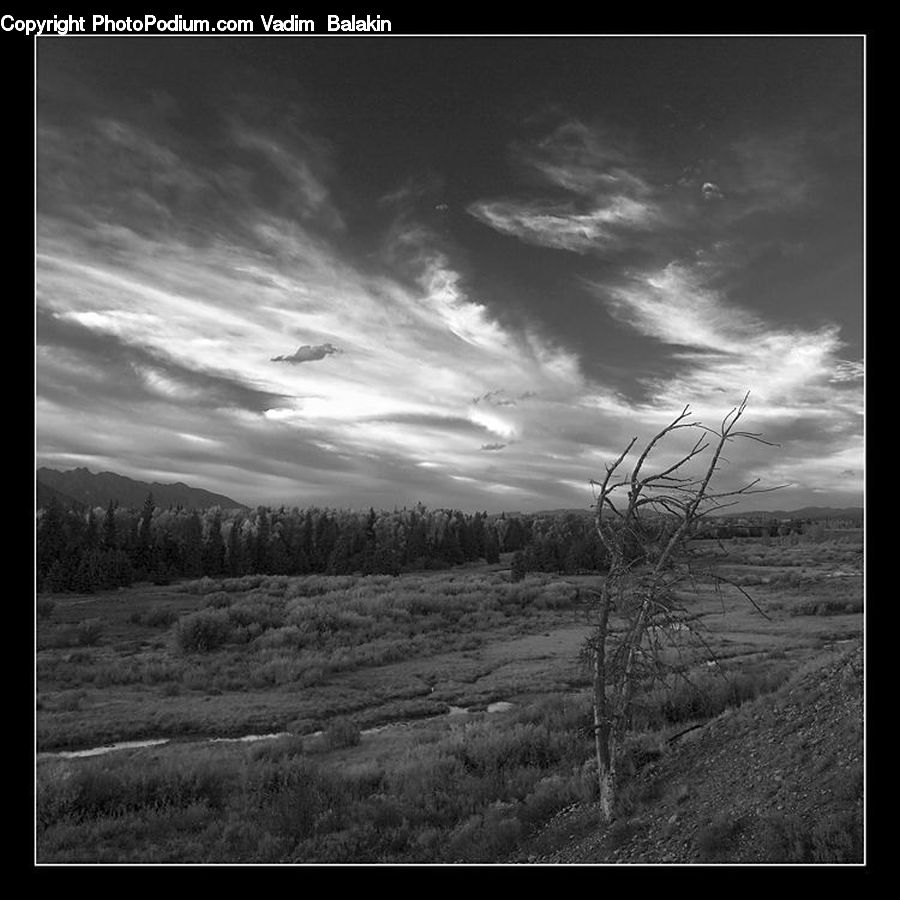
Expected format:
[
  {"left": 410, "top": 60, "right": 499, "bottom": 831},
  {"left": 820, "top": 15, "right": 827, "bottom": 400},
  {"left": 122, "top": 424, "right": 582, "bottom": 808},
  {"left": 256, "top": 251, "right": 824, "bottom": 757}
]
[
  {"left": 36, "top": 467, "right": 247, "bottom": 511},
  {"left": 520, "top": 505, "right": 863, "bottom": 521}
]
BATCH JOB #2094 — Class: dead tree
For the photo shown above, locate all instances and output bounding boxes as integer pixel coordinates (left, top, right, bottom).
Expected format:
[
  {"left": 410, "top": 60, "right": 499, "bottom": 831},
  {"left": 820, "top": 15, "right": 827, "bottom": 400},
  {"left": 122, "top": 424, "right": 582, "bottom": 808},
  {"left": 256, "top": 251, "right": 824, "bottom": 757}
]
[{"left": 585, "top": 393, "right": 781, "bottom": 821}]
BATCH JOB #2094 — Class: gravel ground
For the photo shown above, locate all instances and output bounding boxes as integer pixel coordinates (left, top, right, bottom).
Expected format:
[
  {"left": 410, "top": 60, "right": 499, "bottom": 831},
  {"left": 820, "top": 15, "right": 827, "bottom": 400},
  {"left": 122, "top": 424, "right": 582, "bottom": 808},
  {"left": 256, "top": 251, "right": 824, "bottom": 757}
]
[{"left": 515, "top": 642, "right": 864, "bottom": 864}]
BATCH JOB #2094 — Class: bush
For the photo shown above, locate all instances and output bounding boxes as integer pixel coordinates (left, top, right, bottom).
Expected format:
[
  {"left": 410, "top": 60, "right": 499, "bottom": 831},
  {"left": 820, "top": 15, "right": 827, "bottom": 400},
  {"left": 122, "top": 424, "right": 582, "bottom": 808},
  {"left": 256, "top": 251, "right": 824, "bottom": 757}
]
[
  {"left": 250, "top": 734, "right": 307, "bottom": 763},
  {"left": 76, "top": 619, "right": 104, "bottom": 646},
  {"left": 175, "top": 608, "right": 234, "bottom": 652},
  {"left": 323, "top": 718, "right": 361, "bottom": 750},
  {"left": 142, "top": 606, "right": 179, "bottom": 628},
  {"left": 760, "top": 811, "right": 862, "bottom": 863},
  {"left": 37, "top": 598, "right": 55, "bottom": 620},
  {"left": 204, "top": 591, "right": 233, "bottom": 609},
  {"left": 695, "top": 814, "right": 742, "bottom": 861},
  {"left": 38, "top": 760, "right": 233, "bottom": 830},
  {"left": 444, "top": 808, "right": 523, "bottom": 862},
  {"left": 228, "top": 595, "right": 285, "bottom": 630},
  {"left": 519, "top": 775, "right": 580, "bottom": 827},
  {"left": 790, "top": 598, "right": 863, "bottom": 617}
]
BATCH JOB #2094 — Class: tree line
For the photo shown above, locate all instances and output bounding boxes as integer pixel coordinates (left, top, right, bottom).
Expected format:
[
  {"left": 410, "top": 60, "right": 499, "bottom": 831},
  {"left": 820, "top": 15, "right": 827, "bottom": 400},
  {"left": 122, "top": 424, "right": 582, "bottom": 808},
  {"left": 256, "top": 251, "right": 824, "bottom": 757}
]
[
  {"left": 36, "top": 490, "right": 842, "bottom": 595},
  {"left": 35, "top": 495, "right": 538, "bottom": 593}
]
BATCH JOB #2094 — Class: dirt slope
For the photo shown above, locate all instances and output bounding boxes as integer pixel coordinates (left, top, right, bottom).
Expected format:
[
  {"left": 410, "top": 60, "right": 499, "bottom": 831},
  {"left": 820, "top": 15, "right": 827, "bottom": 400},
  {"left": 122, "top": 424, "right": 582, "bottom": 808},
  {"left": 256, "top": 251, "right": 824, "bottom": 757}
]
[{"left": 519, "top": 642, "right": 864, "bottom": 864}]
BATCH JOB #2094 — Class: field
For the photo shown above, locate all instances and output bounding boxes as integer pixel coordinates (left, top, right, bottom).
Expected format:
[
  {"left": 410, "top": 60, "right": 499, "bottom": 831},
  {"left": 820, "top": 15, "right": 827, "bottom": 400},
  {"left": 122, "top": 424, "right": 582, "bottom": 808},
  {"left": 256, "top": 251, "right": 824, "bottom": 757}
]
[{"left": 35, "top": 534, "right": 863, "bottom": 863}]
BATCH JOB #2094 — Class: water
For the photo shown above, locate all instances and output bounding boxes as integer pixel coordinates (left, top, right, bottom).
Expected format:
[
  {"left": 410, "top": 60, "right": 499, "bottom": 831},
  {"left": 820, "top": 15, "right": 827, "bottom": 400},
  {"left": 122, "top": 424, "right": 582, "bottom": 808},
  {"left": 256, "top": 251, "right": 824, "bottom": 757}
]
[
  {"left": 37, "top": 738, "right": 171, "bottom": 760},
  {"left": 207, "top": 732, "right": 292, "bottom": 744},
  {"left": 37, "top": 700, "right": 517, "bottom": 760}
]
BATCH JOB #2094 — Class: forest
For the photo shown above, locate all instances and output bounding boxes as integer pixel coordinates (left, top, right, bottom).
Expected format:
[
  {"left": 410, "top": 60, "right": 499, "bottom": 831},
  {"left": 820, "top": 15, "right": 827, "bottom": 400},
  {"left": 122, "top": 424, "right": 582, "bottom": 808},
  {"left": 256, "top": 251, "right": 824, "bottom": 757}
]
[
  {"left": 36, "top": 492, "right": 834, "bottom": 594},
  {"left": 36, "top": 496, "right": 524, "bottom": 593}
]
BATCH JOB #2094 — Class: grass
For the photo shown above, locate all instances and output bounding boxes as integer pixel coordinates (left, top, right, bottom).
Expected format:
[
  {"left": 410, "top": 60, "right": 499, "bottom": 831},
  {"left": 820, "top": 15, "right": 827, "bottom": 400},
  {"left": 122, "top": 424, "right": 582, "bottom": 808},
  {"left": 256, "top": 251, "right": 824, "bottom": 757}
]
[
  {"left": 759, "top": 809, "right": 863, "bottom": 863},
  {"left": 695, "top": 814, "right": 744, "bottom": 862},
  {"left": 37, "top": 695, "right": 598, "bottom": 863},
  {"left": 37, "top": 570, "right": 592, "bottom": 750},
  {"left": 36, "top": 535, "right": 864, "bottom": 862}
]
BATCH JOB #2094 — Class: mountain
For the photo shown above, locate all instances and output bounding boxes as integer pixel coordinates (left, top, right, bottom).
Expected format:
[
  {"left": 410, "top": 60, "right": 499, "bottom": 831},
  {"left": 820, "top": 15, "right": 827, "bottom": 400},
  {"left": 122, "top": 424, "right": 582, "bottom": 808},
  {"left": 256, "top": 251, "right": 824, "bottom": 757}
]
[
  {"left": 719, "top": 506, "right": 863, "bottom": 521},
  {"left": 527, "top": 506, "right": 863, "bottom": 521},
  {"left": 36, "top": 467, "right": 247, "bottom": 511}
]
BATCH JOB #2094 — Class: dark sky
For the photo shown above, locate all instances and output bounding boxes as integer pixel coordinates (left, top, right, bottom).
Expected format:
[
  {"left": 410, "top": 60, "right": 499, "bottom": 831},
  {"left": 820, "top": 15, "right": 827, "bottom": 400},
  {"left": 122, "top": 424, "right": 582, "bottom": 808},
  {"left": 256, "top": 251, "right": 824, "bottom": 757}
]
[{"left": 36, "top": 35, "right": 863, "bottom": 511}]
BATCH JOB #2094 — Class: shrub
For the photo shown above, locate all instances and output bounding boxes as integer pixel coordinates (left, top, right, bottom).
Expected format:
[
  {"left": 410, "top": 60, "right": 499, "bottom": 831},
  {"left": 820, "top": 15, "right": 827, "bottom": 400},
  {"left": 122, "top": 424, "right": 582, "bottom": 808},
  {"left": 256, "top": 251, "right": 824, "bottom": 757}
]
[
  {"left": 519, "top": 775, "right": 578, "bottom": 827},
  {"left": 444, "top": 808, "right": 523, "bottom": 862},
  {"left": 250, "top": 734, "right": 307, "bottom": 763},
  {"left": 228, "top": 595, "right": 285, "bottom": 630},
  {"left": 790, "top": 598, "right": 863, "bottom": 617},
  {"left": 760, "top": 811, "right": 862, "bottom": 863},
  {"left": 323, "top": 718, "right": 361, "bottom": 750},
  {"left": 143, "top": 606, "right": 179, "bottom": 628},
  {"left": 175, "top": 608, "right": 234, "bottom": 652},
  {"left": 37, "top": 598, "right": 55, "bottom": 620},
  {"left": 76, "top": 619, "right": 104, "bottom": 647},
  {"left": 695, "top": 814, "right": 742, "bottom": 861},
  {"left": 38, "top": 760, "right": 233, "bottom": 829}
]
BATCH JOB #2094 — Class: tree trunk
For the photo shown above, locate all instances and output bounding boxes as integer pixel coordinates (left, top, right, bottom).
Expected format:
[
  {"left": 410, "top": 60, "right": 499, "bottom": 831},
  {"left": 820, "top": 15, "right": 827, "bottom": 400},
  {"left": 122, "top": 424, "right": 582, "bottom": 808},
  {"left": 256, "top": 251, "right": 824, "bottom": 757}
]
[
  {"left": 592, "top": 640, "right": 616, "bottom": 823},
  {"left": 598, "top": 756, "right": 617, "bottom": 823}
]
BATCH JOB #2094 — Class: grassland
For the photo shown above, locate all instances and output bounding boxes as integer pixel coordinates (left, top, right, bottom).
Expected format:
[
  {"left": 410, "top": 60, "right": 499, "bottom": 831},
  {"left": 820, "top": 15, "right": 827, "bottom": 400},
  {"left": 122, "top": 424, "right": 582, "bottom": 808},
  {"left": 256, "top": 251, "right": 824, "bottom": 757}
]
[{"left": 35, "top": 535, "right": 863, "bottom": 863}]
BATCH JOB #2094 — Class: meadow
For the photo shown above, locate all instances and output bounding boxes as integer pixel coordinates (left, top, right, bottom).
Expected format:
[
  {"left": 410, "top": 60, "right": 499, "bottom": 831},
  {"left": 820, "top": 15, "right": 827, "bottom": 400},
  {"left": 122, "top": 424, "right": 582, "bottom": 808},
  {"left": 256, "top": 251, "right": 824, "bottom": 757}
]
[{"left": 35, "top": 533, "right": 863, "bottom": 863}]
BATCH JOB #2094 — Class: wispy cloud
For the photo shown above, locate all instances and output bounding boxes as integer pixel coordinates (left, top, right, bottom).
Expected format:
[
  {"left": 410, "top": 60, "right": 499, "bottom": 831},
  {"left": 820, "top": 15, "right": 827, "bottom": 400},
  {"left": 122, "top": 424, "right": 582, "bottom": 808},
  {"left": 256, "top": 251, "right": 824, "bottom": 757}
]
[
  {"left": 585, "top": 258, "right": 863, "bottom": 493},
  {"left": 230, "top": 123, "right": 345, "bottom": 231},
  {"left": 36, "top": 59, "right": 861, "bottom": 512},
  {"left": 468, "top": 120, "right": 662, "bottom": 254},
  {"left": 36, "top": 108, "right": 602, "bottom": 508},
  {"left": 595, "top": 261, "right": 859, "bottom": 404}
]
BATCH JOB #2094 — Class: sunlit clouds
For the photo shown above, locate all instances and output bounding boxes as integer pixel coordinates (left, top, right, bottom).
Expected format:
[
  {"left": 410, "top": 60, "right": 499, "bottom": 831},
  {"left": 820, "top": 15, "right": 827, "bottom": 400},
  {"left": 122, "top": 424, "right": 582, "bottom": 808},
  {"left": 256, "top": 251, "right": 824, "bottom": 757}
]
[
  {"left": 597, "top": 262, "right": 856, "bottom": 413},
  {"left": 36, "top": 113, "right": 596, "bottom": 508}
]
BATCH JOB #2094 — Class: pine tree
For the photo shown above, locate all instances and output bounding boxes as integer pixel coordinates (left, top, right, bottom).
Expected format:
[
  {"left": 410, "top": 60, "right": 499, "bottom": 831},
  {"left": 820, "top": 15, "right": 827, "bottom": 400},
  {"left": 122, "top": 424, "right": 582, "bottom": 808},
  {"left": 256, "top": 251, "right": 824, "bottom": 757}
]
[
  {"left": 484, "top": 527, "right": 501, "bottom": 564},
  {"left": 202, "top": 510, "right": 226, "bottom": 576},
  {"left": 182, "top": 511, "right": 203, "bottom": 578},
  {"left": 226, "top": 518, "right": 244, "bottom": 576},
  {"left": 84, "top": 508, "right": 99, "bottom": 552},
  {"left": 37, "top": 497, "right": 66, "bottom": 590},
  {"left": 255, "top": 507, "right": 270, "bottom": 573},
  {"left": 102, "top": 500, "right": 118, "bottom": 550}
]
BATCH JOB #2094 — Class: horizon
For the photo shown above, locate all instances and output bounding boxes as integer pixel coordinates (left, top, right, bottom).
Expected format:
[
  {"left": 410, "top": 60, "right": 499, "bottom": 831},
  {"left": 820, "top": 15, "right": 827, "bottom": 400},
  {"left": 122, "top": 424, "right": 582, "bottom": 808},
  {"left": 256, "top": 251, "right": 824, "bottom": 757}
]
[
  {"left": 36, "top": 36, "right": 864, "bottom": 514},
  {"left": 36, "top": 463, "right": 864, "bottom": 519}
]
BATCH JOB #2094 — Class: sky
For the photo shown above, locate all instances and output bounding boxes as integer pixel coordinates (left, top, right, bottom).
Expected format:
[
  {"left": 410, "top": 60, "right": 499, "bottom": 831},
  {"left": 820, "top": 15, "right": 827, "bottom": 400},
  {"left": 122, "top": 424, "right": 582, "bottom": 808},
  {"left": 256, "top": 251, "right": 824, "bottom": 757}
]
[{"left": 36, "top": 35, "right": 864, "bottom": 513}]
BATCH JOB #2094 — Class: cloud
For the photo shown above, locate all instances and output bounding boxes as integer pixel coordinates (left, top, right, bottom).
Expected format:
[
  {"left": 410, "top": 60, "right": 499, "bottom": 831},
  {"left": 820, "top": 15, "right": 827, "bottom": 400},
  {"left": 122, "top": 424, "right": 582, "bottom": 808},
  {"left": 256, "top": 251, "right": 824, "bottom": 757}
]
[
  {"left": 37, "top": 306, "right": 288, "bottom": 414},
  {"left": 585, "top": 259, "right": 863, "bottom": 483},
  {"left": 271, "top": 343, "right": 340, "bottom": 364},
  {"left": 830, "top": 360, "right": 865, "bottom": 382},
  {"left": 468, "top": 198, "right": 658, "bottom": 254},
  {"left": 473, "top": 389, "right": 519, "bottom": 407},
  {"left": 36, "top": 59, "right": 860, "bottom": 513},
  {"left": 468, "top": 120, "right": 662, "bottom": 254},
  {"left": 230, "top": 123, "right": 345, "bottom": 231},
  {"left": 36, "top": 121, "right": 598, "bottom": 509}
]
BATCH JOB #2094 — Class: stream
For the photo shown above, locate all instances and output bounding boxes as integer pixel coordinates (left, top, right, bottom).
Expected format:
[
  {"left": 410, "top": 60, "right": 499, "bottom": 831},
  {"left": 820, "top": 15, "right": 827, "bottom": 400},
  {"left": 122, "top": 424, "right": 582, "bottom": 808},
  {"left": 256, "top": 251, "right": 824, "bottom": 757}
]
[{"left": 37, "top": 700, "right": 517, "bottom": 761}]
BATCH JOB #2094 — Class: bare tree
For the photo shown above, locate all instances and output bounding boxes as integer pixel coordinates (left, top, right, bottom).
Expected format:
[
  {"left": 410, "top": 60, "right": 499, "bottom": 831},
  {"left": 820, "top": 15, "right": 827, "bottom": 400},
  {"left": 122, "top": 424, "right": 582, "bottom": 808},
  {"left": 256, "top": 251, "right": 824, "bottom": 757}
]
[{"left": 585, "top": 393, "right": 781, "bottom": 821}]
